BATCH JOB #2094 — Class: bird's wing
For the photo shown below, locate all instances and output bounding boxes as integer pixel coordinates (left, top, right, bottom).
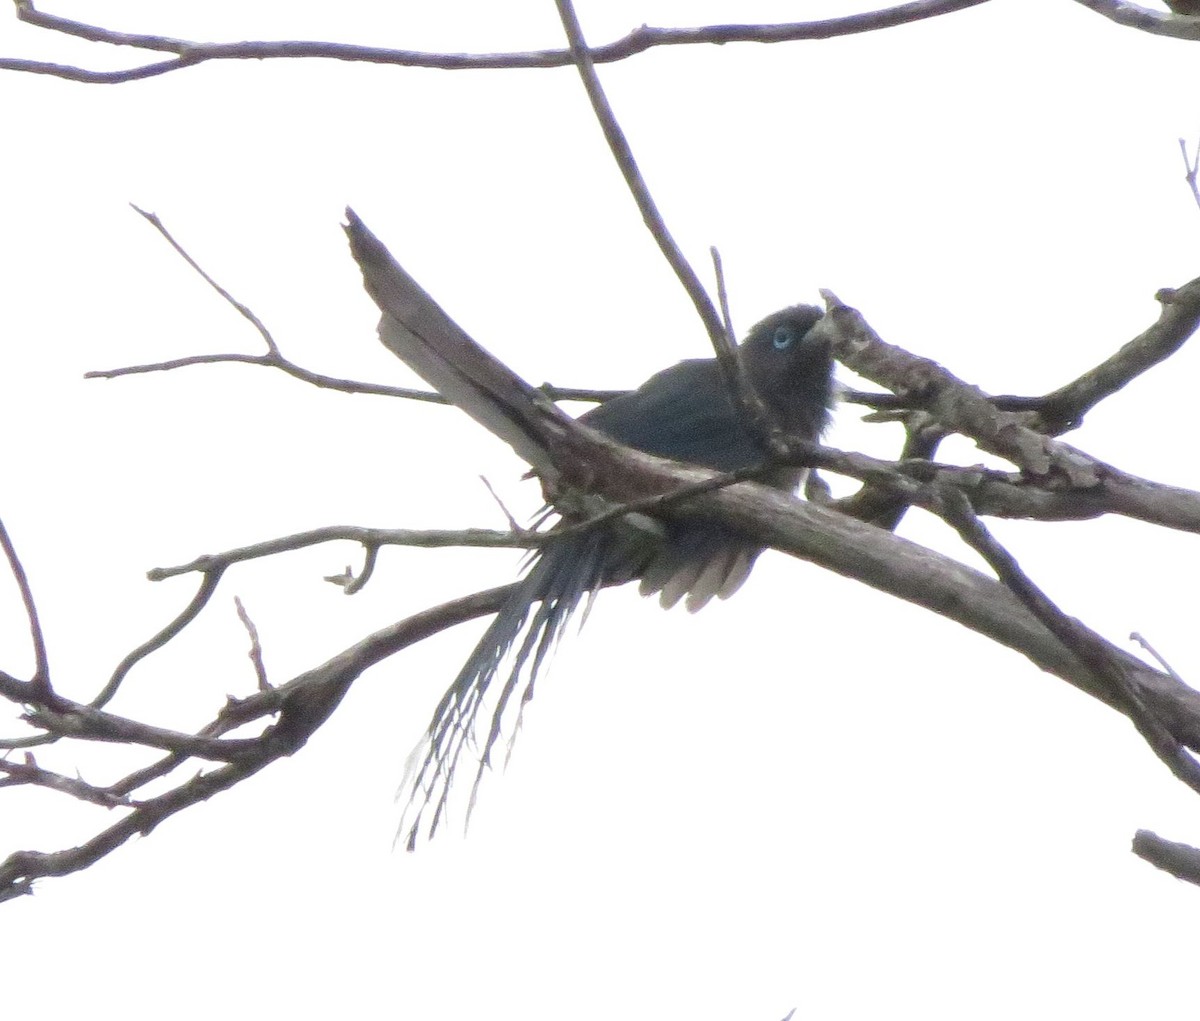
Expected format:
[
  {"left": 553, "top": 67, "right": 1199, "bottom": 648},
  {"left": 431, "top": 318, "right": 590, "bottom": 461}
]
[
  {"left": 580, "top": 359, "right": 764, "bottom": 472},
  {"left": 344, "top": 208, "right": 567, "bottom": 478}
]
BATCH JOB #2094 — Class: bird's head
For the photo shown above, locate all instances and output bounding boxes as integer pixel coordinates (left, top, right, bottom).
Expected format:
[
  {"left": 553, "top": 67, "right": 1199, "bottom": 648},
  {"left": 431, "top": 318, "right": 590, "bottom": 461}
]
[{"left": 738, "top": 304, "right": 833, "bottom": 439}]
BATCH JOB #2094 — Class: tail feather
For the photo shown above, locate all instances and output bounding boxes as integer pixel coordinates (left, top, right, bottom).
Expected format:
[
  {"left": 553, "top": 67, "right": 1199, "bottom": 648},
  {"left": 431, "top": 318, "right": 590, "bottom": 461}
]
[{"left": 399, "top": 528, "right": 617, "bottom": 849}]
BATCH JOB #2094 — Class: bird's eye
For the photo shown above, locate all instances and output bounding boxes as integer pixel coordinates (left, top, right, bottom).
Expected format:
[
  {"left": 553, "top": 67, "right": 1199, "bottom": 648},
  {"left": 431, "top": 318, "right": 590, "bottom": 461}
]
[{"left": 772, "top": 325, "right": 795, "bottom": 350}]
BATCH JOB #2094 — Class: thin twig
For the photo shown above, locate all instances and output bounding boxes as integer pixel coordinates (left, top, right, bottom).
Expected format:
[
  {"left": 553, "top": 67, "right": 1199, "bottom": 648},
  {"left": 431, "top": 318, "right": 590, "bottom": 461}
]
[
  {"left": 87, "top": 348, "right": 623, "bottom": 408},
  {"left": 148, "top": 525, "right": 529, "bottom": 582},
  {"left": 711, "top": 246, "right": 736, "bottom": 346},
  {"left": 131, "top": 206, "right": 280, "bottom": 354},
  {"left": 1179, "top": 137, "right": 1200, "bottom": 213},
  {"left": 479, "top": 476, "right": 525, "bottom": 534},
  {"left": 234, "top": 597, "right": 270, "bottom": 691},
  {"left": 0, "top": 516, "right": 51, "bottom": 700},
  {"left": 0, "top": 755, "right": 132, "bottom": 808},
  {"left": 1131, "top": 632, "right": 1186, "bottom": 684},
  {"left": 90, "top": 567, "right": 225, "bottom": 710}
]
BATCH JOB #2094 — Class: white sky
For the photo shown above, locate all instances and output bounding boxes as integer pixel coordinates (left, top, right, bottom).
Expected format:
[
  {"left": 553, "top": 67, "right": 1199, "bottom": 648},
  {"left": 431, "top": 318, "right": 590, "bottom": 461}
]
[{"left": 4, "top": 2, "right": 1200, "bottom": 1018}]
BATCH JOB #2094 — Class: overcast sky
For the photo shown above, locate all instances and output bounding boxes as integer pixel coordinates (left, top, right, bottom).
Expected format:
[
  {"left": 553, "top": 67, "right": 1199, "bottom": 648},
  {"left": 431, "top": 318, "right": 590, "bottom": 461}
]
[{"left": 4, "top": 3, "right": 1200, "bottom": 1019}]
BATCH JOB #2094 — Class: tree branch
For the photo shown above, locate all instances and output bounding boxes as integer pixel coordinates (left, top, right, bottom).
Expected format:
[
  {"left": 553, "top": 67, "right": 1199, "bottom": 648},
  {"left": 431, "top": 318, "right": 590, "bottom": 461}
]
[
  {"left": 1072, "top": 0, "right": 1200, "bottom": 39},
  {"left": 1132, "top": 829, "right": 1200, "bottom": 885},
  {"left": 4, "top": 1, "right": 994, "bottom": 84},
  {"left": 0, "top": 517, "right": 51, "bottom": 701}
]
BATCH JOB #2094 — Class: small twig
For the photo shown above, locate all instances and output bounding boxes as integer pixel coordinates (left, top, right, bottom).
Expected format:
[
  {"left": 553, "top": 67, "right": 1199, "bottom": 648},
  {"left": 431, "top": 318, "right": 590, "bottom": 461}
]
[
  {"left": 148, "top": 525, "right": 530, "bottom": 582},
  {"left": 710, "top": 245, "right": 737, "bottom": 349},
  {"left": 90, "top": 567, "right": 225, "bottom": 710},
  {"left": 87, "top": 348, "right": 625, "bottom": 409},
  {"left": 233, "top": 597, "right": 269, "bottom": 691},
  {"left": 0, "top": 516, "right": 52, "bottom": 701},
  {"left": 1131, "top": 632, "right": 1186, "bottom": 684},
  {"left": 131, "top": 205, "right": 280, "bottom": 355},
  {"left": 1179, "top": 137, "right": 1200, "bottom": 213},
  {"left": 0, "top": 754, "right": 132, "bottom": 808},
  {"left": 342, "top": 546, "right": 379, "bottom": 595},
  {"left": 87, "top": 348, "right": 437, "bottom": 397},
  {"left": 537, "top": 385, "right": 625, "bottom": 404},
  {"left": 479, "top": 476, "right": 524, "bottom": 534}
]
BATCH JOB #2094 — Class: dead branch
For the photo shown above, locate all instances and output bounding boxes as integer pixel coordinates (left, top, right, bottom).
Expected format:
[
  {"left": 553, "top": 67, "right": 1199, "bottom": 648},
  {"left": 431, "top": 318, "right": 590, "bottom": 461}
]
[
  {"left": 3, "top": 1, "right": 992, "bottom": 85},
  {"left": 1073, "top": 0, "right": 1200, "bottom": 39}
]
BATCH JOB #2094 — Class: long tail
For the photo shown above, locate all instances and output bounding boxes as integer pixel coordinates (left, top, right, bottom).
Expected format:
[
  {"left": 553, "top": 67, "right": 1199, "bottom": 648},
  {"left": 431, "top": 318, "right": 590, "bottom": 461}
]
[{"left": 398, "top": 528, "right": 619, "bottom": 849}]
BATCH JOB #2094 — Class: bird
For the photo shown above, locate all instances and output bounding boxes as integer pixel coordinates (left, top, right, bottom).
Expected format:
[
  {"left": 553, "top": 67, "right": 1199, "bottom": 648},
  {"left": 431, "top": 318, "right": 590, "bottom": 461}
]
[
  {"left": 394, "top": 303, "right": 835, "bottom": 847},
  {"left": 343, "top": 208, "right": 835, "bottom": 847}
]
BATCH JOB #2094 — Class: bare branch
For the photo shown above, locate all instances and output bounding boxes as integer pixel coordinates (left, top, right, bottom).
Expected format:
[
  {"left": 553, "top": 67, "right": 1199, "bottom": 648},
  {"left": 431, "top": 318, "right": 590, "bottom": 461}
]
[
  {"left": 148, "top": 525, "right": 528, "bottom": 582},
  {"left": 4, "top": 2, "right": 994, "bottom": 84},
  {"left": 996, "top": 277, "right": 1200, "bottom": 433},
  {"left": 1072, "top": 0, "right": 1200, "bottom": 39},
  {"left": 0, "top": 757, "right": 264, "bottom": 903},
  {"left": 90, "top": 208, "right": 630, "bottom": 407},
  {"left": 711, "top": 246, "right": 736, "bottom": 343},
  {"left": 1131, "top": 633, "right": 1186, "bottom": 684},
  {"left": 0, "top": 517, "right": 51, "bottom": 699},
  {"left": 1132, "top": 829, "right": 1200, "bottom": 885},
  {"left": 821, "top": 292, "right": 1098, "bottom": 484},
  {"left": 937, "top": 487, "right": 1200, "bottom": 801},
  {"left": 89, "top": 567, "right": 224, "bottom": 711},
  {"left": 0, "top": 755, "right": 132, "bottom": 809},
  {"left": 234, "top": 597, "right": 269, "bottom": 692},
  {"left": 0, "top": 581, "right": 516, "bottom": 899},
  {"left": 84, "top": 523, "right": 528, "bottom": 709},
  {"left": 131, "top": 206, "right": 281, "bottom": 354},
  {"left": 1179, "top": 137, "right": 1200, "bottom": 214},
  {"left": 86, "top": 346, "right": 624, "bottom": 408}
]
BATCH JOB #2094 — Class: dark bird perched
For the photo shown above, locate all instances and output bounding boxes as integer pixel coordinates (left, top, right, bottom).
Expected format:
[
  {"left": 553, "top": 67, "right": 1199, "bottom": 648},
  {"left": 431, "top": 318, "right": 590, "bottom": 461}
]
[{"left": 343, "top": 213, "right": 835, "bottom": 847}]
